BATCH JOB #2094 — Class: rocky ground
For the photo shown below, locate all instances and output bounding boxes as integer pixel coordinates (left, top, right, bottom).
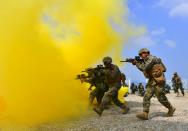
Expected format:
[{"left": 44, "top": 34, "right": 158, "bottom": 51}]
[{"left": 36, "top": 91, "right": 188, "bottom": 131}]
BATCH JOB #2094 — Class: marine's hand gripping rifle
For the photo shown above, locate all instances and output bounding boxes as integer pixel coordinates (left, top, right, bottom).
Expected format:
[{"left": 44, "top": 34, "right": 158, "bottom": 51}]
[
  {"left": 76, "top": 65, "right": 106, "bottom": 90},
  {"left": 75, "top": 74, "right": 89, "bottom": 83},
  {"left": 120, "top": 56, "right": 144, "bottom": 63},
  {"left": 82, "top": 65, "right": 105, "bottom": 73}
]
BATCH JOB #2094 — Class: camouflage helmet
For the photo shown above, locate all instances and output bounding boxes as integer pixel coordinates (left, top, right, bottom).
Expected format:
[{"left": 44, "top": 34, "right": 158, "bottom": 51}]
[
  {"left": 138, "top": 48, "right": 150, "bottom": 56},
  {"left": 174, "top": 72, "right": 178, "bottom": 75},
  {"left": 103, "top": 56, "right": 112, "bottom": 64}
]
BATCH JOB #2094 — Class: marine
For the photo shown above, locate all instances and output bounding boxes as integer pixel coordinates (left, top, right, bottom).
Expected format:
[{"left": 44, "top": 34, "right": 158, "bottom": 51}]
[
  {"left": 131, "top": 48, "right": 175, "bottom": 120},
  {"left": 172, "top": 72, "right": 184, "bottom": 96},
  {"left": 138, "top": 83, "right": 145, "bottom": 96},
  {"left": 164, "top": 84, "right": 171, "bottom": 94},
  {"left": 130, "top": 83, "right": 138, "bottom": 94},
  {"left": 93, "top": 57, "right": 129, "bottom": 116},
  {"left": 78, "top": 66, "right": 109, "bottom": 106}
]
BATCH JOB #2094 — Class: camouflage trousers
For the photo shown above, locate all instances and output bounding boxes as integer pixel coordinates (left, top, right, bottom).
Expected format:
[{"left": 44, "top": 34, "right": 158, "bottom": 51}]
[
  {"left": 89, "top": 88, "right": 106, "bottom": 105},
  {"left": 99, "top": 83, "right": 125, "bottom": 110},
  {"left": 89, "top": 83, "right": 108, "bottom": 105},
  {"left": 139, "top": 89, "right": 145, "bottom": 96},
  {"left": 143, "top": 79, "right": 172, "bottom": 113},
  {"left": 174, "top": 84, "right": 184, "bottom": 95}
]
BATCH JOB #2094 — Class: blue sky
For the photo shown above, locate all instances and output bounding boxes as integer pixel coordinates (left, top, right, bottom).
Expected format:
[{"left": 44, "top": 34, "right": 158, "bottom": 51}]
[{"left": 121, "top": 0, "right": 188, "bottom": 84}]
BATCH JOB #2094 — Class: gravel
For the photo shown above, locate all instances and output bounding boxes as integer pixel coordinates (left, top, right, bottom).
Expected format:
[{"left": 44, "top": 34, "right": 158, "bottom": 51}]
[{"left": 36, "top": 92, "right": 188, "bottom": 131}]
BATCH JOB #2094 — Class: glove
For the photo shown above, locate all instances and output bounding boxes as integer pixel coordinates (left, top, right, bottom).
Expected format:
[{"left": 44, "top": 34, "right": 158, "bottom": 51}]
[{"left": 132, "top": 60, "right": 137, "bottom": 65}]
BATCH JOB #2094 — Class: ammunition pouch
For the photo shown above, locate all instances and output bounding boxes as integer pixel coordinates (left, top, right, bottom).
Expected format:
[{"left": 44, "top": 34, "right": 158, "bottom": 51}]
[{"left": 152, "top": 64, "right": 166, "bottom": 85}]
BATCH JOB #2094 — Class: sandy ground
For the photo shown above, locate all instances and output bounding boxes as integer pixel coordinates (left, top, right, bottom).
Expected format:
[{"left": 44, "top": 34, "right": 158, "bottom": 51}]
[{"left": 33, "top": 91, "right": 188, "bottom": 131}]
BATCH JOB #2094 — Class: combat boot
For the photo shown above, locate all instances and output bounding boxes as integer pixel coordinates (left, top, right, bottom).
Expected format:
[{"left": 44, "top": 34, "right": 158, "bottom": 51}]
[
  {"left": 93, "top": 107, "right": 103, "bottom": 116},
  {"left": 122, "top": 107, "right": 130, "bottom": 114},
  {"left": 136, "top": 112, "right": 149, "bottom": 120},
  {"left": 121, "top": 104, "right": 130, "bottom": 114},
  {"left": 166, "top": 106, "right": 176, "bottom": 117}
]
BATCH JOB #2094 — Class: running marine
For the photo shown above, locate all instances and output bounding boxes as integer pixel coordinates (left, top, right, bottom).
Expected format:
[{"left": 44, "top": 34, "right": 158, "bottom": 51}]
[
  {"left": 129, "top": 48, "right": 175, "bottom": 120},
  {"left": 93, "top": 57, "right": 129, "bottom": 116}
]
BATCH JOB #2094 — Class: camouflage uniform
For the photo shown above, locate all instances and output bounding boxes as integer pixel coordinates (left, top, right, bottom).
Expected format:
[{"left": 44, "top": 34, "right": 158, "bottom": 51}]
[
  {"left": 172, "top": 73, "right": 184, "bottom": 96},
  {"left": 130, "top": 83, "right": 138, "bottom": 94},
  {"left": 84, "top": 69, "right": 109, "bottom": 106},
  {"left": 89, "top": 82, "right": 108, "bottom": 106},
  {"left": 138, "top": 83, "right": 145, "bottom": 96},
  {"left": 93, "top": 57, "right": 129, "bottom": 116},
  {"left": 164, "top": 84, "right": 171, "bottom": 94},
  {"left": 121, "top": 73, "right": 127, "bottom": 87},
  {"left": 136, "top": 55, "right": 173, "bottom": 113}
]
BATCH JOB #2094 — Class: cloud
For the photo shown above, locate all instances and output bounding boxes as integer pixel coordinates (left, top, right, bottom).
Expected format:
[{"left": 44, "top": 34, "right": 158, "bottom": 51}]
[
  {"left": 157, "top": 0, "right": 188, "bottom": 18},
  {"left": 130, "top": 28, "right": 177, "bottom": 49},
  {"left": 169, "top": 3, "right": 188, "bottom": 18},
  {"left": 158, "top": 0, "right": 187, "bottom": 8},
  {"left": 164, "top": 40, "right": 176, "bottom": 48},
  {"left": 130, "top": 28, "right": 166, "bottom": 47},
  {"left": 151, "top": 28, "right": 166, "bottom": 36},
  {"left": 131, "top": 35, "right": 156, "bottom": 47}
]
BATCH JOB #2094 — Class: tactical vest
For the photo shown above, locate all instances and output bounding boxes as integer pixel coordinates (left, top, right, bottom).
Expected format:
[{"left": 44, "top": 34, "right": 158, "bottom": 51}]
[
  {"left": 144, "top": 58, "right": 166, "bottom": 85},
  {"left": 173, "top": 76, "right": 182, "bottom": 84},
  {"left": 105, "top": 65, "right": 122, "bottom": 85}
]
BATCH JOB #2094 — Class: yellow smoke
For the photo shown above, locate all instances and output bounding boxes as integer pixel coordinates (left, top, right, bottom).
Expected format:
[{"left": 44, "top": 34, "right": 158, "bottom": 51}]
[{"left": 0, "top": 0, "right": 144, "bottom": 129}]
